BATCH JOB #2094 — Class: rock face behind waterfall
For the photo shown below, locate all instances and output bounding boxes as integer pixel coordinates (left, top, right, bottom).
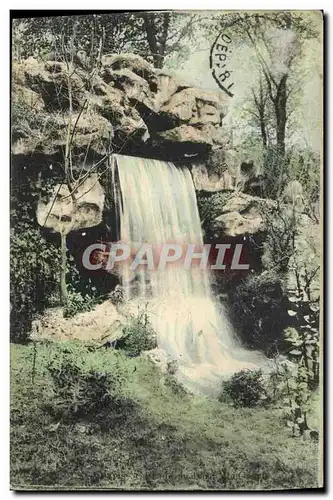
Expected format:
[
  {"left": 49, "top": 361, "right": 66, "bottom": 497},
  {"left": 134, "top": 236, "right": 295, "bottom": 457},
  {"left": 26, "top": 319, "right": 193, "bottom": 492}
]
[{"left": 12, "top": 54, "right": 228, "bottom": 157}]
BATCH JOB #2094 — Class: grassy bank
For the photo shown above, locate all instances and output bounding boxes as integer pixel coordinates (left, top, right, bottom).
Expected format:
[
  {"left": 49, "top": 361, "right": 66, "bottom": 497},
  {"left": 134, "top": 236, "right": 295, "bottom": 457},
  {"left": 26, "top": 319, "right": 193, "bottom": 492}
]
[{"left": 10, "top": 341, "right": 321, "bottom": 491}]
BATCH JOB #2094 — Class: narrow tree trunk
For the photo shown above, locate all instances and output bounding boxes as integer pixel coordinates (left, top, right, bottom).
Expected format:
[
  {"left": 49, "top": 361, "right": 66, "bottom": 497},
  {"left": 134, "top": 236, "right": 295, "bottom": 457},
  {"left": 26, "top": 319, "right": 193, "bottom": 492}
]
[
  {"left": 143, "top": 14, "right": 159, "bottom": 67},
  {"left": 60, "top": 232, "right": 68, "bottom": 305},
  {"left": 259, "top": 114, "right": 267, "bottom": 148},
  {"left": 143, "top": 13, "right": 169, "bottom": 69},
  {"left": 275, "top": 75, "right": 288, "bottom": 156},
  {"left": 258, "top": 77, "right": 268, "bottom": 148}
]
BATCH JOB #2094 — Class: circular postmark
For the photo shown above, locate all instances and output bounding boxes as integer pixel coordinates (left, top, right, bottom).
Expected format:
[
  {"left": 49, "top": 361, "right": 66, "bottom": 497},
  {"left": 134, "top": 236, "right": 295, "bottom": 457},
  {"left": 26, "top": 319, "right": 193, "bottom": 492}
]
[{"left": 210, "top": 32, "right": 234, "bottom": 97}]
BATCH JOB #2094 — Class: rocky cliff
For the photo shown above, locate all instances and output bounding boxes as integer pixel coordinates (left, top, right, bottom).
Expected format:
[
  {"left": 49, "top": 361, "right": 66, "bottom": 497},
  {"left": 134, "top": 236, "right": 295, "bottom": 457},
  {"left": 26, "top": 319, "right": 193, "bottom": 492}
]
[
  {"left": 12, "top": 53, "right": 229, "bottom": 159},
  {"left": 12, "top": 52, "right": 260, "bottom": 237}
]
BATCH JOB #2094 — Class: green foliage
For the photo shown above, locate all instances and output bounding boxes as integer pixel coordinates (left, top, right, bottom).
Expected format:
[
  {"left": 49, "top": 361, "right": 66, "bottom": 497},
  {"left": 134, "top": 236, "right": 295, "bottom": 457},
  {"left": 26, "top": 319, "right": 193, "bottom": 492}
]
[
  {"left": 12, "top": 13, "right": 198, "bottom": 69},
  {"left": 12, "top": 15, "right": 137, "bottom": 61},
  {"left": 12, "top": 98, "right": 41, "bottom": 141},
  {"left": 262, "top": 147, "right": 288, "bottom": 199},
  {"left": 63, "top": 289, "right": 99, "bottom": 318},
  {"left": 262, "top": 204, "right": 300, "bottom": 275},
  {"left": 285, "top": 148, "right": 320, "bottom": 220},
  {"left": 108, "top": 284, "right": 124, "bottom": 305},
  {"left": 164, "top": 374, "right": 188, "bottom": 397},
  {"left": 197, "top": 191, "right": 233, "bottom": 238},
  {"left": 268, "top": 359, "right": 313, "bottom": 437},
  {"left": 46, "top": 342, "right": 128, "bottom": 419},
  {"left": 285, "top": 293, "right": 320, "bottom": 389},
  {"left": 10, "top": 165, "right": 104, "bottom": 337},
  {"left": 10, "top": 197, "right": 101, "bottom": 338},
  {"left": 166, "top": 359, "right": 179, "bottom": 375},
  {"left": 11, "top": 97, "right": 63, "bottom": 148},
  {"left": 10, "top": 215, "right": 61, "bottom": 341},
  {"left": 228, "top": 271, "right": 289, "bottom": 355},
  {"left": 118, "top": 310, "right": 157, "bottom": 357},
  {"left": 10, "top": 167, "right": 63, "bottom": 341},
  {"left": 268, "top": 292, "right": 320, "bottom": 437},
  {"left": 285, "top": 148, "right": 320, "bottom": 197},
  {"left": 220, "top": 369, "right": 266, "bottom": 408},
  {"left": 63, "top": 254, "right": 103, "bottom": 317}
]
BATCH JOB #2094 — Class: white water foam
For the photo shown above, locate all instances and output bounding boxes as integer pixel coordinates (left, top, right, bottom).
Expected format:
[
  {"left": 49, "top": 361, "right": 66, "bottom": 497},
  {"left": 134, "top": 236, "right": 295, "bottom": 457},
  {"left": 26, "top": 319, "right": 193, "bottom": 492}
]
[{"left": 114, "top": 154, "right": 265, "bottom": 395}]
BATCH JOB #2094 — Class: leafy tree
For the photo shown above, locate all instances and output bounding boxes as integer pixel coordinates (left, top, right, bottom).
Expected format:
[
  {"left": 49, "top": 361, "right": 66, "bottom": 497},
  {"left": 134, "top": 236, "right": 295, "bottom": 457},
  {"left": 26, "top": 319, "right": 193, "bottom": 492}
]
[
  {"left": 212, "top": 12, "right": 319, "bottom": 156},
  {"left": 12, "top": 12, "right": 198, "bottom": 69}
]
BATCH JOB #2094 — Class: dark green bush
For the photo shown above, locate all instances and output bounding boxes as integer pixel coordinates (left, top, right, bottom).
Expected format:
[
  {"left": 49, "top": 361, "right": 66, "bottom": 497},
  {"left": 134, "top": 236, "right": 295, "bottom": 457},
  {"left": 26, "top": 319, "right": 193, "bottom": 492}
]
[
  {"left": 228, "top": 271, "right": 289, "bottom": 355},
  {"left": 46, "top": 343, "right": 128, "bottom": 419},
  {"left": 220, "top": 369, "right": 266, "bottom": 408}
]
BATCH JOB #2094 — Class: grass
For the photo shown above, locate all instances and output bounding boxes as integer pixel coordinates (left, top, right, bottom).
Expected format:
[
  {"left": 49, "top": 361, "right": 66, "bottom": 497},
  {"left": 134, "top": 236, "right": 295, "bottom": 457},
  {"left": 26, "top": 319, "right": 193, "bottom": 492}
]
[{"left": 10, "top": 341, "right": 321, "bottom": 491}]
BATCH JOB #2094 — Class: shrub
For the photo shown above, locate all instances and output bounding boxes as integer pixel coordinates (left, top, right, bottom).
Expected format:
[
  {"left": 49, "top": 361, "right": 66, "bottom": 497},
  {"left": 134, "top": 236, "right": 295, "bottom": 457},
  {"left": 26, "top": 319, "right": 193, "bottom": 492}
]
[
  {"left": 220, "top": 369, "right": 266, "bottom": 408},
  {"left": 117, "top": 311, "right": 157, "bottom": 357},
  {"left": 46, "top": 343, "right": 128, "bottom": 419},
  {"left": 228, "top": 271, "right": 289, "bottom": 355},
  {"left": 63, "top": 289, "right": 99, "bottom": 318},
  {"left": 166, "top": 359, "right": 179, "bottom": 375},
  {"left": 164, "top": 374, "right": 188, "bottom": 397},
  {"left": 108, "top": 284, "right": 124, "bottom": 305}
]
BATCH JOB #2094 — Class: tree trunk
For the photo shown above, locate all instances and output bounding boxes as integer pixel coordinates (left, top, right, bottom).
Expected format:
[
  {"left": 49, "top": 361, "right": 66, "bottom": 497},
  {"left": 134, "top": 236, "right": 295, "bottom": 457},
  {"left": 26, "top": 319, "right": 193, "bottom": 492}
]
[
  {"left": 154, "top": 53, "right": 164, "bottom": 69},
  {"left": 143, "top": 14, "right": 159, "bottom": 67},
  {"left": 156, "top": 13, "right": 170, "bottom": 69},
  {"left": 142, "top": 13, "right": 170, "bottom": 69},
  {"left": 275, "top": 74, "right": 288, "bottom": 156},
  {"left": 60, "top": 232, "right": 68, "bottom": 306},
  {"left": 259, "top": 112, "right": 267, "bottom": 148}
]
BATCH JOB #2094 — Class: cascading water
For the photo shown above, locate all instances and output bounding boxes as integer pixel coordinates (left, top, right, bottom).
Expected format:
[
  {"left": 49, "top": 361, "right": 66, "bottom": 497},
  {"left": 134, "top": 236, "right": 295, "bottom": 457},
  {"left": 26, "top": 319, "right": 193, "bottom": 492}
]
[{"left": 113, "top": 154, "right": 264, "bottom": 395}]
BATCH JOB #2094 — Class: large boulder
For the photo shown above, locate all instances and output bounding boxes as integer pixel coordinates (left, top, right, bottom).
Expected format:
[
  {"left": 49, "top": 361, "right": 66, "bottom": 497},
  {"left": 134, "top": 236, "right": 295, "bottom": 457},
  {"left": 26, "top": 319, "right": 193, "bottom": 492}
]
[
  {"left": 161, "top": 87, "right": 227, "bottom": 126},
  {"left": 157, "top": 124, "right": 213, "bottom": 148},
  {"left": 36, "top": 173, "right": 105, "bottom": 234},
  {"left": 191, "top": 164, "right": 235, "bottom": 192},
  {"left": 12, "top": 84, "right": 45, "bottom": 112},
  {"left": 91, "top": 87, "right": 149, "bottom": 141},
  {"left": 12, "top": 108, "right": 113, "bottom": 157},
  {"left": 22, "top": 58, "right": 86, "bottom": 110},
  {"left": 155, "top": 72, "right": 190, "bottom": 108},
  {"left": 101, "top": 53, "right": 156, "bottom": 83},
  {"left": 31, "top": 300, "right": 125, "bottom": 343},
  {"left": 214, "top": 193, "right": 275, "bottom": 237},
  {"left": 103, "top": 68, "right": 156, "bottom": 112}
]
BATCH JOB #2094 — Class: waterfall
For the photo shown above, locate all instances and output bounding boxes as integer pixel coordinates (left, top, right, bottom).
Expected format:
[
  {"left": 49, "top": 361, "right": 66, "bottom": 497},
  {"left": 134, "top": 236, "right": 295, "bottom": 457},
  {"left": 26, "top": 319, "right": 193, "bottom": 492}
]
[{"left": 113, "top": 154, "right": 263, "bottom": 395}]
